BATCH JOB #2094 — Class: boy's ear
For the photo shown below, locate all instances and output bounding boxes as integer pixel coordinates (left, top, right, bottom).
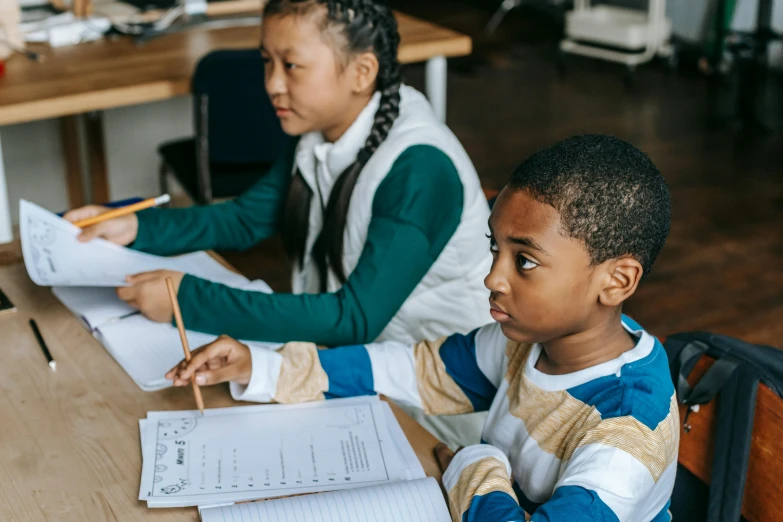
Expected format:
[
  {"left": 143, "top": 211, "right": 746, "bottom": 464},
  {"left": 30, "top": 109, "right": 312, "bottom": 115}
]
[
  {"left": 350, "top": 51, "right": 379, "bottom": 95},
  {"left": 597, "top": 256, "right": 643, "bottom": 307}
]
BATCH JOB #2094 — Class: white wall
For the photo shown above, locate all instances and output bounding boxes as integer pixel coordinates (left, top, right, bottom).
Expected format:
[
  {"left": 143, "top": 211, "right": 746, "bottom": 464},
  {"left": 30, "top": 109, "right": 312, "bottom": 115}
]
[{"left": 0, "top": 96, "right": 192, "bottom": 225}]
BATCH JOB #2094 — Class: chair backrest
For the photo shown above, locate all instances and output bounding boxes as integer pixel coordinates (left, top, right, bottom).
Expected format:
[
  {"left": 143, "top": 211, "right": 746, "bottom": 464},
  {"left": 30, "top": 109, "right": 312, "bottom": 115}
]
[
  {"left": 673, "top": 351, "right": 783, "bottom": 521},
  {"left": 192, "top": 49, "right": 289, "bottom": 165}
]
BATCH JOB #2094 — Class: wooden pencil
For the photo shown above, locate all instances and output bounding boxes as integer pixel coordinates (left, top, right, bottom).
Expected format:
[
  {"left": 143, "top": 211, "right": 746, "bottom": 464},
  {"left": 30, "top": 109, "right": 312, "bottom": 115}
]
[
  {"left": 72, "top": 194, "right": 170, "bottom": 228},
  {"left": 165, "top": 277, "right": 205, "bottom": 415}
]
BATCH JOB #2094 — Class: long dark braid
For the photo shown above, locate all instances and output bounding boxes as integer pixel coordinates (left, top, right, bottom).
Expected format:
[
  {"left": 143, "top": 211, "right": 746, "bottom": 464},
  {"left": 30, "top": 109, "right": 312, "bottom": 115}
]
[{"left": 266, "top": 0, "right": 402, "bottom": 290}]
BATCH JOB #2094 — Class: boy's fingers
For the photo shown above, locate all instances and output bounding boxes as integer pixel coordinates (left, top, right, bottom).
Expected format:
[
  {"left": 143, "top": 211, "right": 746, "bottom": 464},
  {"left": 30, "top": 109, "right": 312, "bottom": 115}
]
[
  {"left": 177, "top": 353, "right": 212, "bottom": 381},
  {"left": 177, "top": 342, "right": 230, "bottom": 380},
  {"left": 435, "top": 442, "right": 455, "bottom": 471},
  {"left": 194, "top": 365, "right": 237, "bottom": 386},
  {"left": 166, "top": 359, "right": 189, "bottom": 379}
]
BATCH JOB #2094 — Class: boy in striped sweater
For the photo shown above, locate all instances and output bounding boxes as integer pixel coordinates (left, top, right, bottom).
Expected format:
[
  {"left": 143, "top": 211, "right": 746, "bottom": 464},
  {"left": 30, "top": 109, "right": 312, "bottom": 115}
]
[{"left": 168, "top": 134, "right": 678, "bottom": 522}]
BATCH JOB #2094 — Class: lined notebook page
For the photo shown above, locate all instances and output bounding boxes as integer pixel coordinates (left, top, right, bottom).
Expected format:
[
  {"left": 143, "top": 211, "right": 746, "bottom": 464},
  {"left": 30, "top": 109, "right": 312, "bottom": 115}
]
[
  {"left": 52, "top": 286, "right": 136, "bottom": 330},
  {"left": 199, "top": 478, "right": 450, "bottom": 522},
  {"left": 97, "top": 315, "right": 279, "bottom": 391},
  {"left": 97, "top": 316, "right": 216, "bottom": 390}
]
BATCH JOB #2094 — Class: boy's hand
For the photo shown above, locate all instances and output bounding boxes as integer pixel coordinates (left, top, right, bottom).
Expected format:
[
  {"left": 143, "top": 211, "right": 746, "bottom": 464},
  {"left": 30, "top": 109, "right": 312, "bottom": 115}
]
[
  {"left": 63, "top": 205, "right": 139, "bottom": 245},
  {"left": 435, "top": 442, "right": 463, "bottom": 472},
  {"left": 166, "top": 335, "right": 253, "bottom": 386},
  {"left": 116, "top": 270, "right": 184, "bottom": 323}
]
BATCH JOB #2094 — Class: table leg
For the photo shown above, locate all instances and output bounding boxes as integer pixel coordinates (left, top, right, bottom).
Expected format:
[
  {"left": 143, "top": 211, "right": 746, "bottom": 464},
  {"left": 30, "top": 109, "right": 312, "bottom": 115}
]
[
  {"left": 61, "top": 116, "right": 86, "bottom": 209},
  {"left": 85, "top": 111, "right": 110, "bottom": 204},
  {"left": 0, "top": 134, "right": 13, "bottom": 244},
  {"left": 425, "top": 55, "right": 447, "bottom": 123}
]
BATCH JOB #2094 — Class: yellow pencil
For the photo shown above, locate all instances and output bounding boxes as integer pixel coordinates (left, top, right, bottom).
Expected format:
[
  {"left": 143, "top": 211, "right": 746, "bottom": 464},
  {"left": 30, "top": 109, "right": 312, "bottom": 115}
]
[
  {"left": 165, "top": 277, "right": 205, "bottom": 415},
  {"left": 73, "top": 194, "right": 170, "bottom": 228}
]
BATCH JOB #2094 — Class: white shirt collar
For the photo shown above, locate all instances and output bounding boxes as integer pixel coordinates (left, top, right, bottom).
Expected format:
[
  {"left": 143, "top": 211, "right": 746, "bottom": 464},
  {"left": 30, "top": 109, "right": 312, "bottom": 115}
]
[
  {"left": 524, "top": 320, "right": 655, "bottom": 392},
  {"left": 294, "top": 90, "right": 382, "bottom": 197}
]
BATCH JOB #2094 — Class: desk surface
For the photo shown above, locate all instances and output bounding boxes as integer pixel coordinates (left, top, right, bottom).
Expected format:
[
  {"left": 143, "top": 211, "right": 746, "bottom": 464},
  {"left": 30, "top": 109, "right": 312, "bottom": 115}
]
[
  {"left": 0, "top": 11, "right": 471, "bottom": 126},
  {"left": 0, "top": 263, "right": 442, "bottom": 521}
]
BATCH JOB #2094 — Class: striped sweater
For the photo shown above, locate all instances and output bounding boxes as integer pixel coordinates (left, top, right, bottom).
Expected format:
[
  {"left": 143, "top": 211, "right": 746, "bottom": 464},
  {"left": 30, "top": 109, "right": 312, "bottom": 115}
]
[{"left": 230, "top": 316, "right": 679, "bottom": 521}]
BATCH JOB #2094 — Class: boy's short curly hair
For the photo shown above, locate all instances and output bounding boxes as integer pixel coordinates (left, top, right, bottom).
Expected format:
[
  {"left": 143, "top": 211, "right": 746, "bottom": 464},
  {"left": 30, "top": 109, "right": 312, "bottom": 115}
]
[{"left": 510, "top": 135, "right": 671, "bottom": 275}]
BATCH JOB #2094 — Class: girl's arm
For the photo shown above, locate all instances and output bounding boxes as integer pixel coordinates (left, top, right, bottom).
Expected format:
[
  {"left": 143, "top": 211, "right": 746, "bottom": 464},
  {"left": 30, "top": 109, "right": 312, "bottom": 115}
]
[
  {"left": 130, "top": 140, "right": 298, "bottom": 256},
  {"left": 174, "top": 145, "right": 466, "bottom": 345}
]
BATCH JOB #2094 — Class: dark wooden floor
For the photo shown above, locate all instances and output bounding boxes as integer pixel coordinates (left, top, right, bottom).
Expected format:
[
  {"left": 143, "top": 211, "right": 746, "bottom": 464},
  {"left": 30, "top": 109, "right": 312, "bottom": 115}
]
[{"left": 224, "top": 0, "right": 783, "bottom": 348}]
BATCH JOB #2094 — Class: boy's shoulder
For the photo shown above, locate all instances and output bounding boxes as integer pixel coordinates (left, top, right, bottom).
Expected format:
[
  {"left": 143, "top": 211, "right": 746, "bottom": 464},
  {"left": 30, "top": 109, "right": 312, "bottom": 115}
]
[{"left": 567, "top": 316, "right": 676, "bottom": 432}]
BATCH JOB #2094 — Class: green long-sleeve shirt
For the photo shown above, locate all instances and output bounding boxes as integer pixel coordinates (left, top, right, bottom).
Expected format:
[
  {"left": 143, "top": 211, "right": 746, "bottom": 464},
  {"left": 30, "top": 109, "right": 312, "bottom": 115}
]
[{"left": 132, "top": 142, "right": 464, "bottom": 346}]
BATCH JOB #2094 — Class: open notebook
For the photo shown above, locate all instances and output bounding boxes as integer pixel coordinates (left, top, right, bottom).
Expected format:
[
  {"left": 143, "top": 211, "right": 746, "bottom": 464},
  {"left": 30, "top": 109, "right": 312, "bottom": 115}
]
[
  {"left": 54, "top": 280, "right": 280, "bottom": 391},
  {"left": 198, "top": 477, "right": 451, "bottom": 522}
]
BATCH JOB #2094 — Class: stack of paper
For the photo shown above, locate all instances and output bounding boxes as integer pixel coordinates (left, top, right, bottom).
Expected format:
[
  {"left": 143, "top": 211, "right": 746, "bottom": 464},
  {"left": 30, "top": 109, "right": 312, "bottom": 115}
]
[{"left": 138, "top": 396, "right": 426, "bottom": 508}]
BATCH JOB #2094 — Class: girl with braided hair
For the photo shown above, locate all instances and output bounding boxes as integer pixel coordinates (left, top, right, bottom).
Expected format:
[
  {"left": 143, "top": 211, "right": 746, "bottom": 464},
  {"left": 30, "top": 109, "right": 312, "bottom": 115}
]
[{"left": 69, "top": 0, "right": 492, "bottom": 443}]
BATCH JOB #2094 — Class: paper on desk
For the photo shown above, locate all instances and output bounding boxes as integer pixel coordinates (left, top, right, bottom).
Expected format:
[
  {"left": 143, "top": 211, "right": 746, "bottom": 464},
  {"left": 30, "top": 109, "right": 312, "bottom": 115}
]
[
  {"left": 139, "top": 401, "right": 424, "bottom": 490},
  {"left": 20, "top": 200, "right": 250, "bottom": 288},
  {"left": 138, "top": 397, "right": 424, "bottom": 508}
]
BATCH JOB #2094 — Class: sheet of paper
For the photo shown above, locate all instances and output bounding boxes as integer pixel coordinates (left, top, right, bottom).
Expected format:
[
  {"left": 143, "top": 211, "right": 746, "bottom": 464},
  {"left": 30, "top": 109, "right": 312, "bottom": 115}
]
[
  {"left": 138, "top": 397, "right": 410, "bottom": 507},
  {"left": 139, "top": 402, "right": 424, "bottom": 507},
  {"left": 97, "top": 314, "right": 280, "bottom": 391},
  {"left": 381, "top": 403, "right": 426, "bottom": 482},
  {"left": 198, "top": 477, "right": 450, "bottom": 522},
  {"left": 20, "top": 200, "right": 250, "bottom": 288}
]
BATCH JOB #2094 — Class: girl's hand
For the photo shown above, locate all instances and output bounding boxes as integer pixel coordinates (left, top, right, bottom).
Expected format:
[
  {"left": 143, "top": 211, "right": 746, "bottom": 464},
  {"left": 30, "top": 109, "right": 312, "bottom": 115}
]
[
  {"left": 116, "top": 270, "right": 184, "bottom": 323},
  {"left": 63, "top": 205, "right": 139, "bottom": 245},
  {"left": 166, "top": 336, "right": 253, "bottom": 386}
]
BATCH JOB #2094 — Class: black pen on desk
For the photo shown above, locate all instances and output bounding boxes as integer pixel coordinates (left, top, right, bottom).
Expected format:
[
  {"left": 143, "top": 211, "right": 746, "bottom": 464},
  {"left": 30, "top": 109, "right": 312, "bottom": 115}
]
[{"left": 29, "top": 319, "right": 56, "bottom": 371}]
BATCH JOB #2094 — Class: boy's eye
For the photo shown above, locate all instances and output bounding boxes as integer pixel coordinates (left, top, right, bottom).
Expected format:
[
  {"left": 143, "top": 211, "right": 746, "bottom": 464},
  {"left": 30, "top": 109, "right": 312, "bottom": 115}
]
[
  {"left": 285, "top": 62, "right": 298, "bottom": 70},
  {"left": 261, "top": 55, "right": 270, "bottom": 64},
  {"left": 517, "top": 254, "right": 538, "bottom": 271},
  {"left": 486, "top": 234, "right": 498, "bottom": 252}
]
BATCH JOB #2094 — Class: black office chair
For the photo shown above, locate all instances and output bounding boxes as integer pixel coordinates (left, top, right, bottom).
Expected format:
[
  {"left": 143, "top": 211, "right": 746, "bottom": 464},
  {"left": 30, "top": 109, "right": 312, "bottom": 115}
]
[{"left": 158, "top": 49, "right": 289, "bottom": 205}]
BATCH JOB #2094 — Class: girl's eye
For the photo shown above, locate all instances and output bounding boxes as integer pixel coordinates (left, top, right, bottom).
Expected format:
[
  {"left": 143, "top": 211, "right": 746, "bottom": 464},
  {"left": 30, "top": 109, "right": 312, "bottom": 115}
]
[
  {"left": 486, "top": 234, "right": 498, "bottom": 252},
  {"left": 517, "top": 255, "right": 538, "bottom": 271},
  {"left": 285, "top": 62, "right": 298, "bottom": 70},
  {"left": 261, "top": 56, "right": 270, "bottom": 64}
]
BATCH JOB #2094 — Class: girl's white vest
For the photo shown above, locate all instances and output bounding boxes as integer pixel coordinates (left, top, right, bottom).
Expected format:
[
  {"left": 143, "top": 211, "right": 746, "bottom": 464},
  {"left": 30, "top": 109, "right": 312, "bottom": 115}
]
[{"left": 292, "top": 85, "right": 492, "bottom": 343}]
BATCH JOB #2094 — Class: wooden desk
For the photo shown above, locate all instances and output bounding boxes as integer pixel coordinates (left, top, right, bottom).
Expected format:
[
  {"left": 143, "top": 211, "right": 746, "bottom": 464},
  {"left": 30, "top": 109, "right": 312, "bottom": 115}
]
[
  {"left": 0, "top": 12, "right": 471, "bottom": 244},
  {"left": 0, "top": 263, "right": 442, "bottom": 521}
]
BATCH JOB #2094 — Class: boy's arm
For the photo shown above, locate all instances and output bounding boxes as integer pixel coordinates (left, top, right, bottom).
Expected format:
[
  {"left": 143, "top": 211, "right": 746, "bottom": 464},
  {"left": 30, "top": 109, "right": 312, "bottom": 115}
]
[
  {"left": 442, "top": 436, "right": 674, "bottom": 522},
  {"left": 532, "top": 406, "right": 679, "bottom": 522},
  {"left": 229, "top": 326, "right": 504, "bottom": 414},
  {"left": 443, "top": 445, "right": 527, "bottom": 522}
]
